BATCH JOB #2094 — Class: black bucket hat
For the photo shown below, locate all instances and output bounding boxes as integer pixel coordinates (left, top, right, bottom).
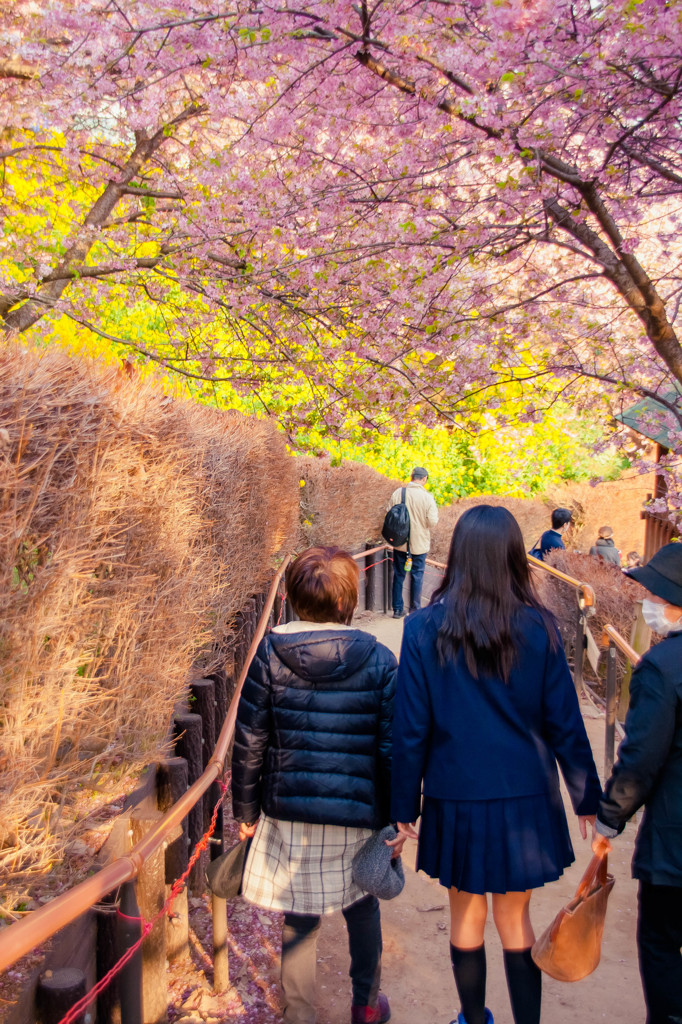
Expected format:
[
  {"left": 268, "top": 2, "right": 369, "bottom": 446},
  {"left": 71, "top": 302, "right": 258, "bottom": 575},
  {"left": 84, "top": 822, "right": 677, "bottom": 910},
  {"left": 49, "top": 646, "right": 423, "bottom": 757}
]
[{"left": 627, "top": 542, "right": 682, "bottom": 606}]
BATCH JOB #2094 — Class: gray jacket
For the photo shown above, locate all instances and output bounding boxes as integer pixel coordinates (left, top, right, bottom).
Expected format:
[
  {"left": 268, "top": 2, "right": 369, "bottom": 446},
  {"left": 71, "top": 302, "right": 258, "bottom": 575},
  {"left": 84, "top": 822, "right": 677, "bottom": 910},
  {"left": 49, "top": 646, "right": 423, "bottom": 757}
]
[{"left": 589, "top": 537, "right": 621, "bottom": 566}]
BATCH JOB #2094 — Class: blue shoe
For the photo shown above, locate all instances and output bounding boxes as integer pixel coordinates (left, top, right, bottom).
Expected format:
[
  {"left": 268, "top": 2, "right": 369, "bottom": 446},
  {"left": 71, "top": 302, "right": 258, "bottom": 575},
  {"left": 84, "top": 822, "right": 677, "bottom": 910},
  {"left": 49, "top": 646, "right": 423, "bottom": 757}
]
[{"left": 452, "top": 1012, "right": 494, "bottom": 1024}]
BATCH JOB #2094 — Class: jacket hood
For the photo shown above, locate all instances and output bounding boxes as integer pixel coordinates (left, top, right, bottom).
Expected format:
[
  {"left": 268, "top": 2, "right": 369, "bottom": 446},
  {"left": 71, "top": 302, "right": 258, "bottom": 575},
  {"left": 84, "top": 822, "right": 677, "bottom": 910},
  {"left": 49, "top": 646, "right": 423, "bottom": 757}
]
[
  {"left": 269, "top": 629, "right": 378, "bottom": 682},
  {"left": 596, "top": 537, "right": 616, "bottom": 548}
]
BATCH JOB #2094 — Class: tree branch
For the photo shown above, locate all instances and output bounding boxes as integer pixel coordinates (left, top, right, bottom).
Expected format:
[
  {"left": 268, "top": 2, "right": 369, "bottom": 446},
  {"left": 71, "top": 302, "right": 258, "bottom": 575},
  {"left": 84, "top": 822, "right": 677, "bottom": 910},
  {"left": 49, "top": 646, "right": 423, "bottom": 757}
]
[{"left": 1, "top": 102, "right": 206, "bottom": 335}]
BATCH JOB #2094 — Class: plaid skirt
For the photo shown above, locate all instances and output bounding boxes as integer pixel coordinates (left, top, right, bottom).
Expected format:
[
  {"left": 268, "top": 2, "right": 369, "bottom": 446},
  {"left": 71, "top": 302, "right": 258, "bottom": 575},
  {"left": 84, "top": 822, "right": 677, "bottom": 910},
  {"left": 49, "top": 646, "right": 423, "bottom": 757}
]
[{"left": 242, "top": 814, "right": 375, "bottom": 915}]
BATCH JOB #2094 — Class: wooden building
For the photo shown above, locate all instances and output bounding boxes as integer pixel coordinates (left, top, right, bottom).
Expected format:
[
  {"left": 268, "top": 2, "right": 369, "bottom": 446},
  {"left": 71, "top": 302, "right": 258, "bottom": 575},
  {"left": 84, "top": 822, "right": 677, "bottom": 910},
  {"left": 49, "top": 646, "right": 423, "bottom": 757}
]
[{"left": 617, "top": 389, "right": 681, "bottom": 561}]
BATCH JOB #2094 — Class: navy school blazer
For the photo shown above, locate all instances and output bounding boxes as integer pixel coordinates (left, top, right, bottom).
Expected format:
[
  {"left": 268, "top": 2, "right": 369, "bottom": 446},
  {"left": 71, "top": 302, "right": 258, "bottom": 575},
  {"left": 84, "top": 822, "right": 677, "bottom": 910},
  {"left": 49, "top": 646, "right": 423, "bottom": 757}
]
[{"left": 391, "top": 602, "right": 602, "bottom": 824}]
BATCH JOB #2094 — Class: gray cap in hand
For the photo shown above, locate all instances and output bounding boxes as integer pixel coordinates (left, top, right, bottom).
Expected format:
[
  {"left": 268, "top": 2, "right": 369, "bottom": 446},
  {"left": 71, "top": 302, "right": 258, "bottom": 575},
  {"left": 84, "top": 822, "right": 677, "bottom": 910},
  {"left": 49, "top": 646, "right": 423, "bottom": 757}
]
[{"left": 351, "top": 825, "right": 405, "bottom": 900}]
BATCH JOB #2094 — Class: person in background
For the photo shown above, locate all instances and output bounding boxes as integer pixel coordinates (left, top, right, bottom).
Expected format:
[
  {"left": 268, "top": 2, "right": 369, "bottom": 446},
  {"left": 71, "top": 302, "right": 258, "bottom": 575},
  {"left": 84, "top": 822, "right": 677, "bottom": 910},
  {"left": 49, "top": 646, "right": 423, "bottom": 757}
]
[
  {"left": 595, "top": 541, "right": 682, "bottom": 1024},
  {"left": 535, "top": 507, "right": 573, "bottom": 561},
  {"left": 390, "top": 506, "right": 601, "bottom": 1024},
  {"left": 625, "top": 551, "right": 643, "bottom": 569},
  {"left": 589, "top": 525, "right": 621, "bottom": 566},
  {"left": 388, "top": 467, "right": 438, "bottom": 618},
  {"left": 231, "top": 547, "right": 398, "bottom": 1024}
]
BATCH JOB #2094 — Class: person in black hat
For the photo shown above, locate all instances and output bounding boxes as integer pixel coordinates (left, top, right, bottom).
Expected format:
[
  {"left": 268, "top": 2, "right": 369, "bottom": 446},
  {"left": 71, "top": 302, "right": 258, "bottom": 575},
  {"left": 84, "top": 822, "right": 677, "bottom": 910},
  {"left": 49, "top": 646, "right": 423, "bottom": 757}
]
[{"left": 595, "top": 541, "right": 682, "bottom": 1024}]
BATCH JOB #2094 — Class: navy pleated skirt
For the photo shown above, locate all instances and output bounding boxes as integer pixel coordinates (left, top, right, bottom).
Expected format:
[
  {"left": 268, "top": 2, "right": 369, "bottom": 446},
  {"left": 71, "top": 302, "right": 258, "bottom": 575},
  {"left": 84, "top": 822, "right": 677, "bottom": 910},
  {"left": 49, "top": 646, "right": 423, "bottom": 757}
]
[{"left": 417, "top": 791, "right": 575, "bottom": 895}]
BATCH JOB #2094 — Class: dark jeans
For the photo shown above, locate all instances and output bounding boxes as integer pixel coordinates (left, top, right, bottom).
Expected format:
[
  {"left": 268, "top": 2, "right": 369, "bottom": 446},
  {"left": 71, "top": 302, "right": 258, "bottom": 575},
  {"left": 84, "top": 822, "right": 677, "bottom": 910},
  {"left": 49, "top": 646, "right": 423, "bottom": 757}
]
[
  {"left": 392, "top": 550, "right": 426, "bottom": 613},
  {"left": 281, "top": 895, "right": 382, "bottom": 1023},
  {"left": 638, "top": 881, "right": 682, "bottom": 1024}
]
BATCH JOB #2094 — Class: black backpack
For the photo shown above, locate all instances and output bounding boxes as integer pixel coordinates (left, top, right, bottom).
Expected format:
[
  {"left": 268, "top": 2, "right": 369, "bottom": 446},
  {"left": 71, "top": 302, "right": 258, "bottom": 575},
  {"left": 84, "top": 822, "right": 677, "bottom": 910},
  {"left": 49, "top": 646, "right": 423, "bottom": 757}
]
[{"left": 382, "top": 487, "right": 410, "bottom": 547}]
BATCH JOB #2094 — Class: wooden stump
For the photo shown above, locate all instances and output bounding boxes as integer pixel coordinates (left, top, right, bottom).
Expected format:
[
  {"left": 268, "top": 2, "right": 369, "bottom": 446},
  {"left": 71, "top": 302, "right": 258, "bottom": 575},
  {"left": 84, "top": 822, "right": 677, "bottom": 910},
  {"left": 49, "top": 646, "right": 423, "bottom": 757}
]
[{"left": 36, "top": 968, "right": 86, "bottom": 1024}]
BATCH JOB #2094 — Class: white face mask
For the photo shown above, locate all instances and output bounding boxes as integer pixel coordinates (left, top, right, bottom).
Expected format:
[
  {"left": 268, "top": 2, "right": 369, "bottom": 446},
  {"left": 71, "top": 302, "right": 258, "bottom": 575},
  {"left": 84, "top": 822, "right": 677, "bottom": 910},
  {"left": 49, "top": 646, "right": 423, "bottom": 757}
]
[{"left": 642, "top": 598, "right": 682, "bottom": 635}]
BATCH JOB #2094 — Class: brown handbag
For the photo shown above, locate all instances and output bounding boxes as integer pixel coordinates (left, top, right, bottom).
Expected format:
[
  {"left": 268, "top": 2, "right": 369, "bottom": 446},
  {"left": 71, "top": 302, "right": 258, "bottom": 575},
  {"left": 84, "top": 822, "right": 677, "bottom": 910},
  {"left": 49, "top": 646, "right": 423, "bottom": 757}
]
[{"left": 531, "top": 853, "right": 615, "bottom": 982}]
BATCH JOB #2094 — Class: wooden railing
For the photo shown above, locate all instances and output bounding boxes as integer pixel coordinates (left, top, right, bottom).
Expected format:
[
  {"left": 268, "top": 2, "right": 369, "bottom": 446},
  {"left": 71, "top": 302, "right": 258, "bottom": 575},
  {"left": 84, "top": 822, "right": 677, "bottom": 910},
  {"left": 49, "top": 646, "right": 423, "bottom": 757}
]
[
  {"left": 526, "top": 553, "right": 596, "bottom": 696},
  {"left": 0, "top": 557, "right": 292, "bottom": 1004},
  {"left": 602, "top": 624, "right": 641, "bottom": 776},
  {"left": 0, "top": 545, "right": 396, "bottom": 1020}
]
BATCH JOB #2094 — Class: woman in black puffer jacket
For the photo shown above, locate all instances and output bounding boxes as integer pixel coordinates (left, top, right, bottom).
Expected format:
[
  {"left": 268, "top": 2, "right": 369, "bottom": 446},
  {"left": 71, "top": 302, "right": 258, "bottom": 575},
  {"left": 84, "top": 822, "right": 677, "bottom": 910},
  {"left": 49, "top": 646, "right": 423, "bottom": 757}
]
[{"left": 231, "top": 546, "right": 398, "bottom": 1024}]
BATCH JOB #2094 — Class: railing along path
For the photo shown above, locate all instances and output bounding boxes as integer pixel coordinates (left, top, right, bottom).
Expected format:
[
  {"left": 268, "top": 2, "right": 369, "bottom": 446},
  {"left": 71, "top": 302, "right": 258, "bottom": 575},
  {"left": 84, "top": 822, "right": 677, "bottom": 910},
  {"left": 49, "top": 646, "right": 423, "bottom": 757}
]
[
  {"left": 0, "top": 558, "right": 293, "bottom": 979},
  {"left": 0, "top": 541, "right": 644, "bottom": 1019}
]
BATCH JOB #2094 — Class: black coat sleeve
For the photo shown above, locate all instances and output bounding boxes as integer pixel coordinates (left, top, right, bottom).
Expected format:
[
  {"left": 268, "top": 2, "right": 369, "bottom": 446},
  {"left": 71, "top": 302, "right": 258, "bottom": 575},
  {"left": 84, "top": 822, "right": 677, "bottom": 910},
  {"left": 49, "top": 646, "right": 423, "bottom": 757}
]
[
  {"left": 598, "top": 656, "right": 676, "bottom": 833},
  {"left": 376, "top": 649, "right": 398, "bottom": 825},
  {"left": 230, "top": 638, "right": 272, "bottom": 824}
]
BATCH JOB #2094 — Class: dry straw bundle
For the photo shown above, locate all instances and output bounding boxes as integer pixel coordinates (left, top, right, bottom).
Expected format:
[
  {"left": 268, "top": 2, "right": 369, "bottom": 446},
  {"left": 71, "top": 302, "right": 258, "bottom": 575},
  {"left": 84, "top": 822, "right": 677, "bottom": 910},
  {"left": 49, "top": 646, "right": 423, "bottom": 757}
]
[
  {"left": 0, "top": 344, "right": 297, "bottom": 910},
  {"left": 295, "top": 460, "right": 555, "bottom": 560}
]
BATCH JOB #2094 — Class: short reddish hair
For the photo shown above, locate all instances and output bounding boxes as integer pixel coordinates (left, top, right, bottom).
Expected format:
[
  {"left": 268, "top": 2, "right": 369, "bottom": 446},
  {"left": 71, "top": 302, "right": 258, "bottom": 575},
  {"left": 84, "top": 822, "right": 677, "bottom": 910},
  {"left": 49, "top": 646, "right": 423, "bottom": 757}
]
[{"left": 286, "top": 547, "right": 359, "bottom": 625}]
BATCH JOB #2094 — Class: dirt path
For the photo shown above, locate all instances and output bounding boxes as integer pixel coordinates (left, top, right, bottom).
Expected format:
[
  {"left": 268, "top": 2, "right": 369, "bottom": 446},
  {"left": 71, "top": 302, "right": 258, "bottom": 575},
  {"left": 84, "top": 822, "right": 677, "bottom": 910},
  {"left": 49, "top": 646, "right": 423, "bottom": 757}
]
[
  {"left": 311, "top": 611, "right": 645, "bottom": 1024},
  {"left": 169, "top": 611, "right": 645, "bottom": 1024}
]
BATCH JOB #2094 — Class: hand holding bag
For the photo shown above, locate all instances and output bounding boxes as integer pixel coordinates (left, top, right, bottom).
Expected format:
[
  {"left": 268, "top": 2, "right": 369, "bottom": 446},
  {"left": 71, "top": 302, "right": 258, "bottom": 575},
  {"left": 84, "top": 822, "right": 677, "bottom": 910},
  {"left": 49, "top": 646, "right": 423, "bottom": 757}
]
[{"left": 531, "top": 852, "right": 615, "bottom": 982}]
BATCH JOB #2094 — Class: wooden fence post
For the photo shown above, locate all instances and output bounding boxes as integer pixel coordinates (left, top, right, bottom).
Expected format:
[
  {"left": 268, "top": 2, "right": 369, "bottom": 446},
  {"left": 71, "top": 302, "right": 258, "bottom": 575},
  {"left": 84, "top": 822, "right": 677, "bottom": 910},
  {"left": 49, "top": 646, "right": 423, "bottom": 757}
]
[
  {"left": 173, "top": 713, "right": 204, "bottom": 893},
  {"left": 36, "top": 968, "right": 86, "bottom": 1024},
  {"left": 96, "top": 893, "right": 120, "bottom": 1024},
  {"left": 156, "top": 758, "right": 190, "bottom": 962},
  {"left": 605, "top": 643, "right": 618, "bottom": 778},
  {"left": 116, "top": 881, "right": 143, "bottom": 1024},
  {"left": 365, "top": 544, "right": 379, "bottom": 612},
  {"left": 210, "top": 668, "right": 228, "bottom": 737},
  {"left": 189, "top": 680, "right": 216, "bottom": 834},
  {"left": 574, "top": 608, "right": 586, "bottom": 695},
  {"left": 212, "top": 893, "right": 230, "bottom": 993},
  {"left": 130, "top": 810, "right": 168, "bottom": 1024}
]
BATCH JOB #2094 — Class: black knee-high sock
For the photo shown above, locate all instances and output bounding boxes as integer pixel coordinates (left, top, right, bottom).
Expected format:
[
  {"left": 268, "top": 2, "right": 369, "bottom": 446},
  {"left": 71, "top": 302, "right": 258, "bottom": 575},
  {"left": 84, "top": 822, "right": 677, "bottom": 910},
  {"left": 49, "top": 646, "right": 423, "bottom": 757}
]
[
  {"left": 503, "top": 948, "right": 541, "bottom": 1024},
  {"left": 450, "top": 944, "right": 487, "bottom": 1024}
]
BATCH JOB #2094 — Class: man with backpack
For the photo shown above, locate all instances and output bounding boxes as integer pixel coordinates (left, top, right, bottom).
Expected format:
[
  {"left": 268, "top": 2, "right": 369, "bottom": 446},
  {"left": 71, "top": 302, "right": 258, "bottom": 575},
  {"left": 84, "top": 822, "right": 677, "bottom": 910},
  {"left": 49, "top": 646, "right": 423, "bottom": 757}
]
[{"left": 384, "top": 467, "right": 438, "bottom": 618}]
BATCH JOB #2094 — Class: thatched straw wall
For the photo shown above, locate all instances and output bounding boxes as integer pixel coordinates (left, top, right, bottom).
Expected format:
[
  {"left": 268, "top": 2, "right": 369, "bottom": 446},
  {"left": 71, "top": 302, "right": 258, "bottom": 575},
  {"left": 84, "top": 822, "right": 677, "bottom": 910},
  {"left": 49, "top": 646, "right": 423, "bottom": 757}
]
[
  {"left": 296, "top": 456, "right": 400, "bottom": 551},
  {"left": 0, "top": 345, "right": 298, "bottom": 907},
  {"left": 295, "top": 458, "right": 553, "bottom": 563}
]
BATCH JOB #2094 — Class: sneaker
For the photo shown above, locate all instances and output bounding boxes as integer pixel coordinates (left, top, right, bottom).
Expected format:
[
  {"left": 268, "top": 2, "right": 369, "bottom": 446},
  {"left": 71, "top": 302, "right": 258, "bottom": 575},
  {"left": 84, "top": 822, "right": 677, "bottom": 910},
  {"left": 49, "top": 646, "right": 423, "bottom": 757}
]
[
  {"left": 351, "top": 993, "right": 391, "bottom": 1023},
  {"left": 392, "top": 609, "right": 406, "bottom": 619}
]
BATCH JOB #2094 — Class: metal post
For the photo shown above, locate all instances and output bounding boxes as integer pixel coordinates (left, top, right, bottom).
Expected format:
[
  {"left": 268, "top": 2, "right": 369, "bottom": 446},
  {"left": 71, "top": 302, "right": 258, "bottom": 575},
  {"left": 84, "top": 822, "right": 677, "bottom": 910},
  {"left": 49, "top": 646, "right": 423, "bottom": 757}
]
[
  {"left": 574, "top": 608, "right": 585, "bottom": 695},
  {"left": 116, "top": 881, "right": 143, "bottom": 1024},
  {"left": 212, "top": 893, "right": 229, "bottom": 992},
  {"left": 605, "top": 642, "right": 618, "bottom": 778}
]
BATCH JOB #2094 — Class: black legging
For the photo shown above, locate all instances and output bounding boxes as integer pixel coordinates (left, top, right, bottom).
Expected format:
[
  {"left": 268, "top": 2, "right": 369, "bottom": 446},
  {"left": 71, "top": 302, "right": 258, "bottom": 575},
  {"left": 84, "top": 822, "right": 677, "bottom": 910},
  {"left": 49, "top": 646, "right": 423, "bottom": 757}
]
[{"left": 638, "top": 881, "right": 682, "bottom": 1024}]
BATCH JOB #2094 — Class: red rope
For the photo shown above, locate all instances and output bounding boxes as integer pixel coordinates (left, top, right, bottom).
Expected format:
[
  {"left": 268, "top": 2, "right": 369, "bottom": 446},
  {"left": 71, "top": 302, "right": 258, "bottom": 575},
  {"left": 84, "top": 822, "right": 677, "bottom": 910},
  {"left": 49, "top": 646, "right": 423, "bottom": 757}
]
[
  {"left": 360, "top": 556, "right": 390, "bottom": 572},
  {"left": 57, "top": 783, "right": 227, "bottom": 1024}
]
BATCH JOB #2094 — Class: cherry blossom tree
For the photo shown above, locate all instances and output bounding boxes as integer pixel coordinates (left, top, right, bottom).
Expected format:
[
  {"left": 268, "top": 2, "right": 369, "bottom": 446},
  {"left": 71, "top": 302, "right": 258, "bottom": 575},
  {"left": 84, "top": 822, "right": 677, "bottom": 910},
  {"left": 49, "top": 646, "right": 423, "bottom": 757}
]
[{"left": 1, "top": 0, "right": 681, "bottom": 474}]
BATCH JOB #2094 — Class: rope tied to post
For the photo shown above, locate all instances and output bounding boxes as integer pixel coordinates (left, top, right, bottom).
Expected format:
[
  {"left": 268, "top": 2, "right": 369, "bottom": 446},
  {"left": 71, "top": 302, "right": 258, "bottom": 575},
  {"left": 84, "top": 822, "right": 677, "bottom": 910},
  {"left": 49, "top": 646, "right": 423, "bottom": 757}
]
[{"left": 56, "top": 782, "right": 228, "bottom": 1024}]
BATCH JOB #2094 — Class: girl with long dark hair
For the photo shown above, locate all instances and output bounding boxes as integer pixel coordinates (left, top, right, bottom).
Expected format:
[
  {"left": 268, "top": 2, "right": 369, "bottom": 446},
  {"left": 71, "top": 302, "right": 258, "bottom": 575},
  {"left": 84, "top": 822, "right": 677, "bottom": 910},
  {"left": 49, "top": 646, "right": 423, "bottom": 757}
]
[{"left": 390, "top": 506, "right": 601, "bottom": 1024}]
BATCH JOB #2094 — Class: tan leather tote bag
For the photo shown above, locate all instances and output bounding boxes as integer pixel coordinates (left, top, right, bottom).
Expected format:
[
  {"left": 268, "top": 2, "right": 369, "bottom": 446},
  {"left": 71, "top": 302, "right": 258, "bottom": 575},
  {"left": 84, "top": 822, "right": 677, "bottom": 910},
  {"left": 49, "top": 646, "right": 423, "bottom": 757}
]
[{"left": 531, "top": 853, "right": 615, "bottom": 982}]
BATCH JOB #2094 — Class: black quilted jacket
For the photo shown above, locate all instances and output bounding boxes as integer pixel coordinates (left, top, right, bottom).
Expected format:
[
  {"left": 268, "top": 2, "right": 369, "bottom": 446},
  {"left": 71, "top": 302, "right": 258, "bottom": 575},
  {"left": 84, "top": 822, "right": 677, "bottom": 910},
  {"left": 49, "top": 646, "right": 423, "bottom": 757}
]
[{"left": 231, "top": 627, "right": 397, "bottom": 829}]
